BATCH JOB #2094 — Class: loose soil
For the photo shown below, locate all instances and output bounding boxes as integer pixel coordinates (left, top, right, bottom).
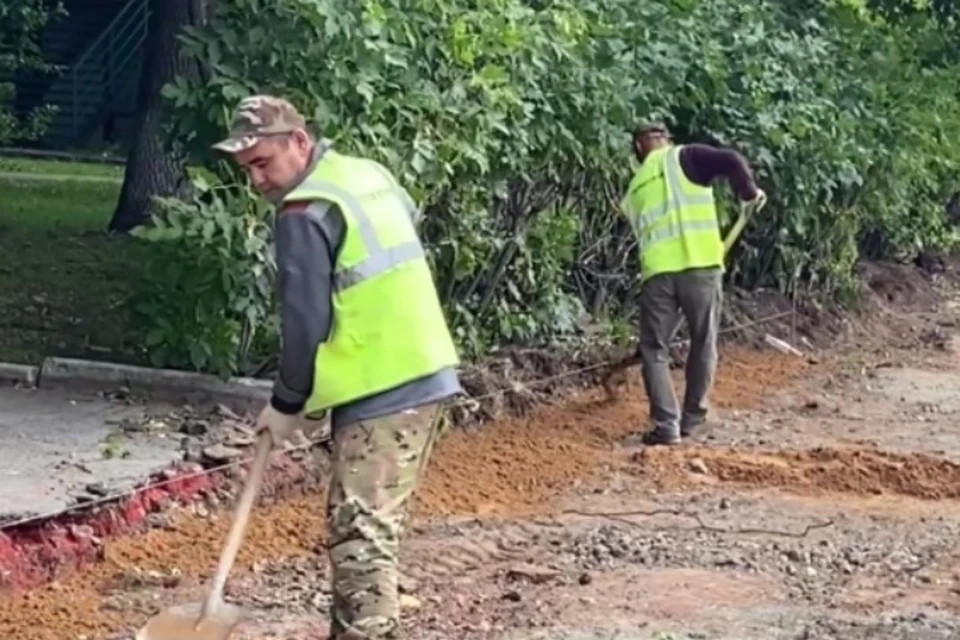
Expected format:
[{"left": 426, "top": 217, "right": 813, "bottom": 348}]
[
  {"left": 632, "top": 445, "right": 960, "bottom": 500},
  {"left": 4, "top": 260, "right": 960, "bottom": 640},
  {"left": 0, "top": 348, "right": 813, "bottom": 639}
]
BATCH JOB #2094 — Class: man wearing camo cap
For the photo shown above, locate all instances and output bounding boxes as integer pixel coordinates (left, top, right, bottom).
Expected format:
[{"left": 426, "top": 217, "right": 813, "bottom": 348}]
[
  {"left": 213, "top": 95, "right": 462, "bottom": 639},
  {"left": 622, "top": 121, "right": 766, "bottom": 446}
]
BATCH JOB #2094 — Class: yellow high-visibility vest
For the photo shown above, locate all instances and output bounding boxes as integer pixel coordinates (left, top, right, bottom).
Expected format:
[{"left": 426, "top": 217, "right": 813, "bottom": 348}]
[
  {"left": 621, "top": 145, "right": 723, "bottom": 281},
  {"left": 282, "top": 150, "right": 460, "bottom": 412}
]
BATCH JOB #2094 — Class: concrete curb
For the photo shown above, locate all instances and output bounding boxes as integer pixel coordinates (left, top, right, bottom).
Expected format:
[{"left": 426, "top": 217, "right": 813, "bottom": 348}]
[
  {"left": 0, "top": 445, "right": 328, "bottom": 592},
  {"left": 37, "top": 357, "right": 272, "bottom": 410},
  {"left": 0, "top": 363, "right": 39, "bottom": 386}
]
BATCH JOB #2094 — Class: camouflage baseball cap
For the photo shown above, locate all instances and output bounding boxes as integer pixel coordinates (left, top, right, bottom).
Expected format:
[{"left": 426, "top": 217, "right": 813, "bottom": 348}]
[
  {"left": 212, "top": 95, "right": 307, "bottom": 153},
  {"left": 632, "top": 120, "right": 670, "bottom": 139}
]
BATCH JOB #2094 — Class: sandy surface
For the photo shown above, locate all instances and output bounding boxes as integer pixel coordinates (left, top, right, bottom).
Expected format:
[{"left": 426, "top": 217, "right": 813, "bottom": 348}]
[{"left": 4, "top": 262, "right": 960, "bottom": 639}]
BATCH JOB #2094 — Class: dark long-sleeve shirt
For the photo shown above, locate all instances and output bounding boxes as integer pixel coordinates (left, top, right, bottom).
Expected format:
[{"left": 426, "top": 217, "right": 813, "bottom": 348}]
[
  {"left": 269, "top": 143, "right": 462, "bottom": 427},
  {"left": 678, "top": 143, "right": 759, "bottom": 202}
]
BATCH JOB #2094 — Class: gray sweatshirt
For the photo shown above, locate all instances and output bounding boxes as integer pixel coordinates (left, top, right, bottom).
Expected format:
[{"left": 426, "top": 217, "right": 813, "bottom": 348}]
[{"left": 268, "top": 142, "right": 462, "bottom": 428}]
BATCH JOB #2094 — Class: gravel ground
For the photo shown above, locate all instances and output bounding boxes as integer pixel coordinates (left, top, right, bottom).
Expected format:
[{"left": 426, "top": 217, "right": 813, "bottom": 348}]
[{"left": 6, "top": 261, "right": 960, "bottom": 640}]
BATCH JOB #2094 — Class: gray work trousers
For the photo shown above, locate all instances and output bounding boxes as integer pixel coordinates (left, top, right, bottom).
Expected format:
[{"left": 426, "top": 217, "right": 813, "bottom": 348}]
[{"left": 638, "top": 267, "right": 722, "bottom": 437}]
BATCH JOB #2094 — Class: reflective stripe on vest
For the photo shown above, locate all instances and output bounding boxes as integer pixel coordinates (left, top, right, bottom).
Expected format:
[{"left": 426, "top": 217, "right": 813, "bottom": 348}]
[
  {"left": 294, "top": 173, "right": 422, "bottom": 292},
  {"left": 635, "top": 147, "right": 716, "bottom": 248},
  {"left": 280, "top": 149, "right": 460, "bottom": 413},
  {"left": 622, "top": 145, "right": 724, "bottom": 281}
]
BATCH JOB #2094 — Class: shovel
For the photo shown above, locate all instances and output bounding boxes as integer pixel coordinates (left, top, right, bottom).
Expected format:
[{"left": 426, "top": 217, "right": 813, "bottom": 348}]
[
  {"left": 601, "top": 194, "right": 767, "bottom": 399},
  {"left": 136, "top": 432, "right": 274, "bottom": 640}
]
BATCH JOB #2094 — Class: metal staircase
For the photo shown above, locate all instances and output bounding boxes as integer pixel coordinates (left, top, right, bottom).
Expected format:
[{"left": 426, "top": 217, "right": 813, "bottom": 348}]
[{"left": 12, "top": 0, "right": 150, "bottom": 150}]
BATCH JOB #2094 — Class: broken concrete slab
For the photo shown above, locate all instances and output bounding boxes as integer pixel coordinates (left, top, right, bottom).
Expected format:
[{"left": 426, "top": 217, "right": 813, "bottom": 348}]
[
  {"left": 0, "top": 385, "right": 185, "bottom": 525},
  {"left": 38, "top": 356, "right": 271, "bottom": 412}
]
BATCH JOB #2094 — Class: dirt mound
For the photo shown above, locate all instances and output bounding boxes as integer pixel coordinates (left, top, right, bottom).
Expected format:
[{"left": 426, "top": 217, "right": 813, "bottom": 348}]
[
  {"left": 1, "top": 498, "right": 327, "bottom": 637},
  {"left": 0, "top": 347, "right": 812, "bottom": 639},
  {"left": 633, "top": 445, "right": 960, "bottom": 500},
  {"left": 856, "top": 260, "right": 942, "bottom": 309},
  {"left": 419, "top": 346, "right": 812, "bottom": 517}
]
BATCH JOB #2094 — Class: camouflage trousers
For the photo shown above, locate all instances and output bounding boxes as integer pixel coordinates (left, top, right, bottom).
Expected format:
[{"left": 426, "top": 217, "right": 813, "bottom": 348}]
[{"left": 326, "top": 402, "right": 445, "bottom": 640}]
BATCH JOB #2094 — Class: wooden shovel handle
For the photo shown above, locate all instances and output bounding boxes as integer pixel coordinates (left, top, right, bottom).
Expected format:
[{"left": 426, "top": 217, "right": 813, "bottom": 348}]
[{"left": 201, "top": 431, "right": 273, "bottom": 614}]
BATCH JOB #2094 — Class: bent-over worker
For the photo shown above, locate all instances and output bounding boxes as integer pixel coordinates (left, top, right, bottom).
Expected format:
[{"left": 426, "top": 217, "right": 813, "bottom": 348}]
[
  {"left": 213, "top": 95, "right": 462, "bottom": 639},
  {"left": 621, "top": 121, "right": 765, "bottom": 446}
]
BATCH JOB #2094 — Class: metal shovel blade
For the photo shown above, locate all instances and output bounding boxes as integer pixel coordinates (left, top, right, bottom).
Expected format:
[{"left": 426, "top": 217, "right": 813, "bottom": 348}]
[{"left": 135, "top": 600, "right": 245, "bottom": 640}]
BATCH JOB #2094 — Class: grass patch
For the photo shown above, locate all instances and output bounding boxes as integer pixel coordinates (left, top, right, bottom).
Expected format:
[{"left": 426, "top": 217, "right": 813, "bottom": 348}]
[
  {"left": 0, "top": 175, "right": 120, "bottom": 230},
  {"left": 0, "top": 163, "right": 147, "bottom": 365},
  {"left": 0, "top": 157, "right": 124, "bottom": 180}
]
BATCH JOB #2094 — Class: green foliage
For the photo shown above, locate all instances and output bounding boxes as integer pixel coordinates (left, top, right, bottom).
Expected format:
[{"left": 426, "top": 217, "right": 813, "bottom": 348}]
[
  {"left": 131, "top": 171, "right": 277, "bottom": 377},
  {"left": 0, "top": 170, "right": 144, "bottom": 366},
  {"left": 133, "top": 0, "right": 960, "bottom": 374},
  {"left": 0, "top": 0, "right": 64, "bottom": 144}
]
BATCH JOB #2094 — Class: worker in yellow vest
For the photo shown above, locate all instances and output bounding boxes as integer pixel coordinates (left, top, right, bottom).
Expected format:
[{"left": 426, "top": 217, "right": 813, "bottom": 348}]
[
  {"left": 213, "top": 95, "right": 462, "bottom": 639},
  {"left": 621, "top": 121, "right": 766, "bottom": 446}
]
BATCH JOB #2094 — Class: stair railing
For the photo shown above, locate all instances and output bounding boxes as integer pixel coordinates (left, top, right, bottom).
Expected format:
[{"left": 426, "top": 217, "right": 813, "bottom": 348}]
[{"left": 69, "top": 0, "right": 150, "bottom": 140}]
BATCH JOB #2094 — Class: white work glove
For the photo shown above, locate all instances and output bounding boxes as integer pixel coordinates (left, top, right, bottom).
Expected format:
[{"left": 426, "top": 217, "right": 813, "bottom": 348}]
[
  {"left": 255, "top": 402, "right": 301, "bottom": 446},
  {"left": 745, "top": 188, "right": 767, "bottom": 212}
]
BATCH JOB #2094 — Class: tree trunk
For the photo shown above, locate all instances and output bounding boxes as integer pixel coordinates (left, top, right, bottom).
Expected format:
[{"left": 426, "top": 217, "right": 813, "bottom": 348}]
[{"left": 108, "top": 0, "right": 206, "bottom": 232}]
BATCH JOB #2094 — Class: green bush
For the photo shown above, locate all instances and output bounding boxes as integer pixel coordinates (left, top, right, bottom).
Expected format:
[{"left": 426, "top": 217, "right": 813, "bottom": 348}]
[
  {"left": 131, "top": 0, "right": 960, "bottom": 375},
  {"left": 0, "top": 0, "right": 64, "bottom": 144},
  {"left": 131, "top": 171, "right": 277, "bottom": 377}
]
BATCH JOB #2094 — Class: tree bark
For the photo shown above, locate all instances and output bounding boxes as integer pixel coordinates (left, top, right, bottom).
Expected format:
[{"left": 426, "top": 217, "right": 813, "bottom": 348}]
[{"left": 108, "top": 0, "right": 205, "bottom": 232}]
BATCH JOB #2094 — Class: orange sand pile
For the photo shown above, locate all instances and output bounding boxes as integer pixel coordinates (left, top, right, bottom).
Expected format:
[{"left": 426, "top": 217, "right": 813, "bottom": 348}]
[{"left": 0, "top": 346, "right": 812, "bottom": 639}]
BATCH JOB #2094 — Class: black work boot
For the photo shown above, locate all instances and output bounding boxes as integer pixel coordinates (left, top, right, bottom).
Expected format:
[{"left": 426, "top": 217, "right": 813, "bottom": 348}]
[
  {"left": 680, "top": 421, "right": 702, "bottom": 438},
  {"left": 640, "top": 428, "right": 682, "bottom": 446},
  {"left": 681, "top": 415, "right": 716, "bottom": 439}
]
